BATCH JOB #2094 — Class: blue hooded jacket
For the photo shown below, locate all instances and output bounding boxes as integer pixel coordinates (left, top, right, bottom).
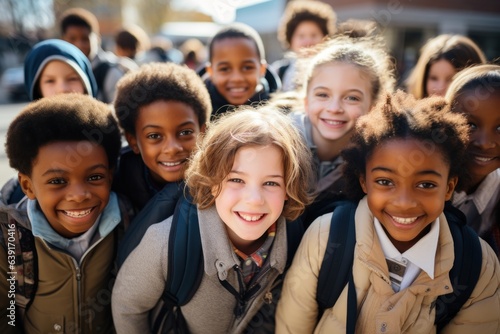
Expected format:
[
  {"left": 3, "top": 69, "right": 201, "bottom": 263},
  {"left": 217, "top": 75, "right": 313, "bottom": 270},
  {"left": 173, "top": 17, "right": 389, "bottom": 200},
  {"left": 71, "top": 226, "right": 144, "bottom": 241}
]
[{"left": 24, "top": 39, "right": 97, "bottom": 100}]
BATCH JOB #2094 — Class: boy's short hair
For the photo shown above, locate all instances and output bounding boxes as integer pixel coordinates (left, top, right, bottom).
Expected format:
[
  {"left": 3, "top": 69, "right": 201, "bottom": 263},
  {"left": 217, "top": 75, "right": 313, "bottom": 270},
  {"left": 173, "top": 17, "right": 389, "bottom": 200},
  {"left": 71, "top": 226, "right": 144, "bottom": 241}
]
[
  {"left": 208, "top": 23, "right": 265, "bottom": 61},
  {"left": 341, "top": 90, "right": 470, "bottom": 200},
  {"left": 60, "top": 7, "right": 100, "bottom": 35},
  {"left": 114, "top": 62, "right": 211, "bottom": 135},
  {"left": 6, "top": 93, "right": 121, "bottom": 176},
  {"left": 186, "top": 105, "right": 314, "bottom": 221},
  {"left": 115, "top": 25, "right": 150, "bottom": 54},
  {"left": 278, "top": 0, "right": 337, "bottom": 49}
]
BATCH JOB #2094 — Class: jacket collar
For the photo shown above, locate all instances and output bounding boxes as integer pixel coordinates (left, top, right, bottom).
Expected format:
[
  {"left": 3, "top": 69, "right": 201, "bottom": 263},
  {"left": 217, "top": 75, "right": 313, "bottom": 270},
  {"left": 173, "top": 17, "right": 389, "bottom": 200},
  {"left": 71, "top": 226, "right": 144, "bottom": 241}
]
[
  {"left": 198, "top": 205, "right": 288, "bottom": 280},
  {"left": 355, "top": 197, "right": 454, "bottom": 296},
  {"left": 28, "top": 191, "right": 121, "bottom": 248}
]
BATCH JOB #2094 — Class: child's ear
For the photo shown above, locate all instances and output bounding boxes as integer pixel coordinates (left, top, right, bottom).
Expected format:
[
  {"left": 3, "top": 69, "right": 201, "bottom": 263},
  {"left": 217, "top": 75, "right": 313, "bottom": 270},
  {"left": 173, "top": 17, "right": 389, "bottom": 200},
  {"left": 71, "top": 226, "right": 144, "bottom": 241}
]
[
  {"left": 18, "top": 173, "right": 36, "bottom": 200},
  {"left": 200, "top": 123, "right": 207, "bottom": 134},
  {"left": 124, "top": 132, "right": 140, "bottom": 154},
  {"left": 445, "top": 176, "right": 458, "bottom": 201},
  {"left": 205, "top": 63, "right": 213, "bottom": 77},
  {"left": 359, "top": 175, "right": 368, "bottom": 194},
  {"left": 259, "top": 60, "right": 267, "bottom": 77}
]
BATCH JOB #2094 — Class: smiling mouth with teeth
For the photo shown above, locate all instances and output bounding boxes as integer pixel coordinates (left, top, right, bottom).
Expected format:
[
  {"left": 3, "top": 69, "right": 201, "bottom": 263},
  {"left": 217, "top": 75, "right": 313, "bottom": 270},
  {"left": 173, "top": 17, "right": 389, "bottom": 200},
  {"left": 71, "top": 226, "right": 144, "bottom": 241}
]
[
  {"left": 160, "top": 160, "right": 184, "bottom": 167},
  {"left": 391, "top": 215, "right": 418, "bottom": 225},
  {"left": 238, "top": 212, "right": 265, "bottom": 222},
  {"left": 63, "top": 208, "right": 93, "bottom": 218},
  {"left": 323, "top": 120, "right": 345, "bottom": 125},
  {"left": 474, "top": 156, "right": 495, "bottom": 162}
]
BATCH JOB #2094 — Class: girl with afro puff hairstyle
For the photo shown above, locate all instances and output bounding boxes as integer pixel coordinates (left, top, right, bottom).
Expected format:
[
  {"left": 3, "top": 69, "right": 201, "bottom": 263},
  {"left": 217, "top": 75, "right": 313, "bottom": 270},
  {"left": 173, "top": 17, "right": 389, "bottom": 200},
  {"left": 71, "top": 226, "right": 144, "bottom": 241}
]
[{"left": 276, "top": 90, "right": 500, "bottom": 333}]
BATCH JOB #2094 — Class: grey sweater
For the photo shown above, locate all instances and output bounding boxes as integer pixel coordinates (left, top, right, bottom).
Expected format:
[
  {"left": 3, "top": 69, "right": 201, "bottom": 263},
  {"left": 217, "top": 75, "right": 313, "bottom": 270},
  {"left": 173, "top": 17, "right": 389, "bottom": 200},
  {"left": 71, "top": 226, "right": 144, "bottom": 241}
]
[{"left": 112, "top": 205, "right": 288, "bottom": 333}]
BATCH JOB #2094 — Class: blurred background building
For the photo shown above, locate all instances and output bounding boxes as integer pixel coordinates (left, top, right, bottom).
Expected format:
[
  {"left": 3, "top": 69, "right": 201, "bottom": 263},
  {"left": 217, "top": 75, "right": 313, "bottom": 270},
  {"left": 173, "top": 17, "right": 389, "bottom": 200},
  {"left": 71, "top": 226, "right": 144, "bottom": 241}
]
[{"left": 0, "top": 0, "right": 499, "bottom": 101}]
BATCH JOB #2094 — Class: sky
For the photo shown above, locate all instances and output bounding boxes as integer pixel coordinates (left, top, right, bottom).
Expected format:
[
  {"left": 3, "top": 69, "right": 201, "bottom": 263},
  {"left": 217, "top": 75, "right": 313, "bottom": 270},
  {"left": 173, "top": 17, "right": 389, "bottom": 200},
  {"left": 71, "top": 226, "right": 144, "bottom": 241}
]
[{"left": 170, "top": 0, "right": 269, "bottom": 23}]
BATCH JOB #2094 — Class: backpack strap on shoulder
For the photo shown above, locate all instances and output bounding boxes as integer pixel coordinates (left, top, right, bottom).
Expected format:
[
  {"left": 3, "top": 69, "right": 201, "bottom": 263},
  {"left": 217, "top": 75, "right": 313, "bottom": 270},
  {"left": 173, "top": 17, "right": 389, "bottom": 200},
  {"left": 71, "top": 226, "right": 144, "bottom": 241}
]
[
  {"left": 316, "top": 200, "right": 358, "bottom": 314},
  {"left": 435, "top": 203, "right": 482, "bottom": 332},
  {"left": 284, "top": 216, "right": 305, "bottom": 268},
  {"left": 152, "top": 193, "right": 204, "bottom": 334},
  {"left": 92, "top": 61, "right": 113, "bottom": 102}
]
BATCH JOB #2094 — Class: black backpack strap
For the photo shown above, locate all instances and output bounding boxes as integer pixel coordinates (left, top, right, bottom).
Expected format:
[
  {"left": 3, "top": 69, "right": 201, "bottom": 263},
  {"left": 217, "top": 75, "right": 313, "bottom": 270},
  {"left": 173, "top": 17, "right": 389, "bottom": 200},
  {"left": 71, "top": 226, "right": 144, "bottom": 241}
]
[
  {"left": 116, "top": 182, "right": 184, "bottom": 268},
  {"left": 346, "top": 270, "right": 358, "bottom": 334},
  {"left": 284, "top": 216, "right": 305, "bottom": 268},
  {"left": 316, "top": 200, "right": 358, "bottom": 314},
  {"left": 152, "top": 194, "right": 204, "bottom": 334},
  {"left": 92, "top": 61, "right": 113, "bottom": 102},
  {"left": 435, "top": 203, "right": 482, "bottom": 332}
]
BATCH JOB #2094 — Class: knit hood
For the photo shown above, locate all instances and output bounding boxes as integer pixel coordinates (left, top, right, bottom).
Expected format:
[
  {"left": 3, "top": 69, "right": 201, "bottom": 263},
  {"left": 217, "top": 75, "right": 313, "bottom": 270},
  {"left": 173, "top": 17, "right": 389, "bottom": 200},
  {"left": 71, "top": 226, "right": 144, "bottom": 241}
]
[{"left": 24, "top": 39, "right": 97, "bottom": 100}]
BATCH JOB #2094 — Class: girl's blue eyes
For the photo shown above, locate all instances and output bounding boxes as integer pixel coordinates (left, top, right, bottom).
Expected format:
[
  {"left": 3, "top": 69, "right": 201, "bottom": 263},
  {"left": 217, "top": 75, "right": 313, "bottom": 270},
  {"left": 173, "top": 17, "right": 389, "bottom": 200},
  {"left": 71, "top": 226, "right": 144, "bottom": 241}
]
[
  {"left": 313, "top": 94, "right": 361, "bottom": 101},
  {"left": 228, "top": 179, "right": 280, "bottom": 186}
]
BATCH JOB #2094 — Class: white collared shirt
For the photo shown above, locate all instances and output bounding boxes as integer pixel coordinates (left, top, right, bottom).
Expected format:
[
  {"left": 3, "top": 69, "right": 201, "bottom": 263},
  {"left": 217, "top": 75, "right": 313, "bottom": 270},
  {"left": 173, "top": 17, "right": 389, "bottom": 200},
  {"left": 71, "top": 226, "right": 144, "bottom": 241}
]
[
  {"left": 374, "top": 217, "right": 440, "bottom": 291},
  {"left": 453, "top": 169, "right": 500, "bottom": 235}
]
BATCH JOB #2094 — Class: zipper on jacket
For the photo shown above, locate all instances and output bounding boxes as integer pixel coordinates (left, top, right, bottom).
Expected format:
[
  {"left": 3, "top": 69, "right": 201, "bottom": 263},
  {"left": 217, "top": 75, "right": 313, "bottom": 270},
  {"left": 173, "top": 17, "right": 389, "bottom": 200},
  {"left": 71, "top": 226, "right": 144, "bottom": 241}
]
[{"left": 72, "top": 258, "right": 82, "bottom": 332}]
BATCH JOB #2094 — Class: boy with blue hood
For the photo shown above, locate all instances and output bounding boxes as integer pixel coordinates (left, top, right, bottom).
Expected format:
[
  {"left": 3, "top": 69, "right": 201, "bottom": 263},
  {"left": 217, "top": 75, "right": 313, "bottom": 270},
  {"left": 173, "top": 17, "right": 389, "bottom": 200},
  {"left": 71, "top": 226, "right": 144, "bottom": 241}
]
[
  {"left": 1, "top": 39, "right": 99, "bottom": 205},
  {"left": 24, "top": 39, "right": 97, "bottom": 100}
]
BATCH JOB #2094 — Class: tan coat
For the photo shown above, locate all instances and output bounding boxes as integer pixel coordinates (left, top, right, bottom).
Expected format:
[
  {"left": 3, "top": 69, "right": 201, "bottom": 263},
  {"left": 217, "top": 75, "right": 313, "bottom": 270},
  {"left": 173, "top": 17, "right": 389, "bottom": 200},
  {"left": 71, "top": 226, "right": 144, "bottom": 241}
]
[{"left": 276, "top": 197, "right": 500, "bottom": 334}]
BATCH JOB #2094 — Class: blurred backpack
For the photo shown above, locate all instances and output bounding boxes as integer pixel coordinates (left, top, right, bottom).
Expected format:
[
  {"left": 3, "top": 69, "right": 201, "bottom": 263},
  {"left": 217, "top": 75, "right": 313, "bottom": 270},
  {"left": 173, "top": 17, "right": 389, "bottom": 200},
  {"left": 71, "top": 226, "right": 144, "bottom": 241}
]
[{"left": 93, "top": 53, "right": 138, "bottom": 102}]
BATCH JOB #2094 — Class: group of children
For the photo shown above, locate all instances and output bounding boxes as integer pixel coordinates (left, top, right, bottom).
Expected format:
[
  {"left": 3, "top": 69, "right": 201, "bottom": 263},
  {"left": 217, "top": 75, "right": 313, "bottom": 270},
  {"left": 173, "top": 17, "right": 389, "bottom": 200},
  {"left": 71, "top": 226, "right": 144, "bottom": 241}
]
[{"left": 1, "top": 1, "right": 499, "bottom": 333}]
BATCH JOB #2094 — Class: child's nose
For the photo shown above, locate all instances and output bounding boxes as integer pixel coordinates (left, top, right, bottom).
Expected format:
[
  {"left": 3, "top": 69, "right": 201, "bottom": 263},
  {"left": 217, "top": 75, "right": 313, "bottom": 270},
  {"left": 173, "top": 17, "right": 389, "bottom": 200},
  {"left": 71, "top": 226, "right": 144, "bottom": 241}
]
[
  {"left": 162, "top": 139, "right": 183, "bottom": 154},
  {"left": 326, "top": 98, "right": 343, "bottom": 113},
  {"left": 57, "top": 80, "right": 71, "bottom": 94},
  {"left": 66, "top": 184, "right": 91, "bottom": 202},
  {"left": 393, "top": 187, "right": 417, "bottom": 208},
  {"left": 229, "top": 69, "right": 244, "bottom": 81},
  {"left": 472, "top": 130, "right": 496, "bottom": 149},
  {"left": 244, "top": 186, "right": 264, "bottom": 205}
]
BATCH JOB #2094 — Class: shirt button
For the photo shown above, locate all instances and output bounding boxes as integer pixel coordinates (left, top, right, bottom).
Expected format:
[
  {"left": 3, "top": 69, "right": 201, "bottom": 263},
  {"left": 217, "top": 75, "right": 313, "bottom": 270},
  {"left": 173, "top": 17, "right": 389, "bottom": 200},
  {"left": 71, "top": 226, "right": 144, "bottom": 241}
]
[
  {"left": 387, "top": 304, "right": 393, "bottom": 310},
  {"left": 54, "top": 324, "right": 62, "bottom": 331},
  {"left": 381, "top": 322, "right": 387, "bottom": 332}
]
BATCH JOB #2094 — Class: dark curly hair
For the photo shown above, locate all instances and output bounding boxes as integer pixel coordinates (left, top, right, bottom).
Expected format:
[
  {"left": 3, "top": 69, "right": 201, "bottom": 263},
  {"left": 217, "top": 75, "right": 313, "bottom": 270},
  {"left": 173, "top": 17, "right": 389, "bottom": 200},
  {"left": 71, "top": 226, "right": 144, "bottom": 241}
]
[
  {"left": 6, "top": 93, "right": 121, "bottom": 176},
  {"left": 114, "top": 62, "right": 211, "bottom": 135},
  {"left": 277, "top": 0, "right": 337, "bottom": 49},
  {"left": 341, "top": 90, "right": 470, "bottom": 201}
]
